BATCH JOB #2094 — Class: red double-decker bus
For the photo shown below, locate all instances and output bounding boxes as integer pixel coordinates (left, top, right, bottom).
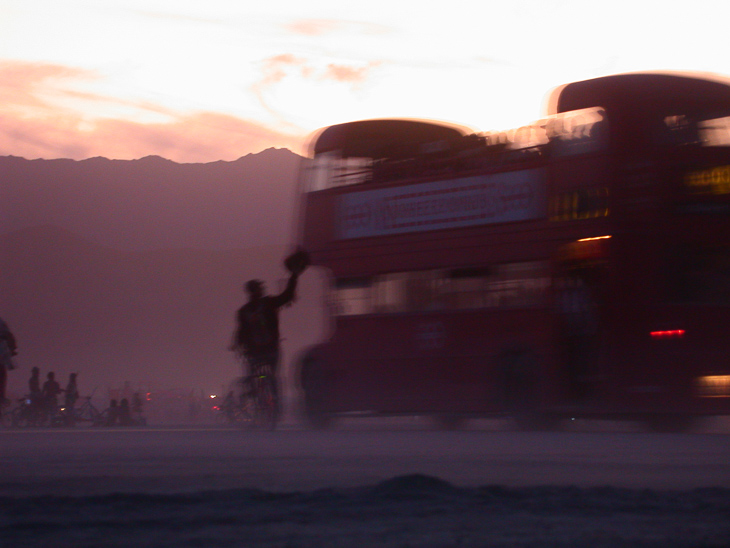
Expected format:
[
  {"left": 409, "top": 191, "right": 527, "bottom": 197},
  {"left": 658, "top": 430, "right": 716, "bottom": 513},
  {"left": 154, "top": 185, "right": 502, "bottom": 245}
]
[{"left": 295, "top": 72, "right": 730, "bottom": 430}]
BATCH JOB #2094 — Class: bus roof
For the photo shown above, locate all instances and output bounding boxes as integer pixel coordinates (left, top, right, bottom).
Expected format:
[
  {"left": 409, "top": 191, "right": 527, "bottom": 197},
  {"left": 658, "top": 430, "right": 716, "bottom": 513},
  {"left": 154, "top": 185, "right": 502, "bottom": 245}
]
[
  {"left": 310, "top": 119, "right": 470, "bottom": 159},
  {"left": 548, "top": 72, "right": 730, "bottom": 118}
]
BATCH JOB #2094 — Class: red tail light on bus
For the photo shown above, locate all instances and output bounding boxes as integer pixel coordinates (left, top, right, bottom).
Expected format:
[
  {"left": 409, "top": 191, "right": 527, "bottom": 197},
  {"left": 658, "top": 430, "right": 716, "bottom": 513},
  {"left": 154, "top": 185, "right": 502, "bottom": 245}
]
[{"left": 650, "top": 329, "right": 685, "bottom": 339}]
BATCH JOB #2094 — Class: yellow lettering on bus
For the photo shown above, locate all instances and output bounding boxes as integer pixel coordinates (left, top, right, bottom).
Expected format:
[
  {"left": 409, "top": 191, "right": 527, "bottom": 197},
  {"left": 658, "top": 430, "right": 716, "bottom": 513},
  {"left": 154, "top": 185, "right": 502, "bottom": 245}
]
[
  {"left": 685, "top": 165, "right": 730, "bottom": 195},
  {"left": 549, "top": 187, "right": 610, "bottom": 222}
]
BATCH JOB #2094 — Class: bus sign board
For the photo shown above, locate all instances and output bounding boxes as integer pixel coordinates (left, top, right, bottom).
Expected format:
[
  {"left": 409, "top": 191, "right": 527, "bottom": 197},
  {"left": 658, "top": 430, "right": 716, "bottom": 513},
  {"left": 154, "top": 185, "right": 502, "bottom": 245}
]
[{"left": 337, "top": 168, "right": 546, "bottom": 239}]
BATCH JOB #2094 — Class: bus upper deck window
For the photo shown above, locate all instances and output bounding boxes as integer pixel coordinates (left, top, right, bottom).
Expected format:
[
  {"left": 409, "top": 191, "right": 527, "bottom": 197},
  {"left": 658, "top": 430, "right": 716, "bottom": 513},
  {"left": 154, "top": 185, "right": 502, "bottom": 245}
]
[
  {"left": 662, "top": 114, "right": 730, "bottom": 148},
  {"left": 305, "top": 154, "right": 373, "bottom": 191},
  {"left": 699, "top": 116, "right": 730, "bottom": 147}
]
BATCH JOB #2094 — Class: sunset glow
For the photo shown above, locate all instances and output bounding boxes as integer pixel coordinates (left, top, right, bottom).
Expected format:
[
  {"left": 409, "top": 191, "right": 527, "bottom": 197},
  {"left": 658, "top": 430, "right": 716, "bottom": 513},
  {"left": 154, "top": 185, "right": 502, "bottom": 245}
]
[{"left": 3, "top": 0, "right": 730, "bottom": 162}]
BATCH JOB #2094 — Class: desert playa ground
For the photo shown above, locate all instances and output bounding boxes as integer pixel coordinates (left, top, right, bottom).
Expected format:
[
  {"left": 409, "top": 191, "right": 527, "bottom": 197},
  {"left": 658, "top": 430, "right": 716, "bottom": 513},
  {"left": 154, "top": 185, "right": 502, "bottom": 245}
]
[{"left": 2, "top": 419, "right": 729, "bottom": 546}]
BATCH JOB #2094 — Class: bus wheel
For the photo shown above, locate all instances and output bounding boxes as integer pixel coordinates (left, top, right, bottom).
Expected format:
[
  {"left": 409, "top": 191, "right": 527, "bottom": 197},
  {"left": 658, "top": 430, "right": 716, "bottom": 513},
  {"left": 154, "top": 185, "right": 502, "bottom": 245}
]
[
  {"left": 300, "top": 352, "right": 333, "bottom": 430},
  {"left": 500, "top": 348, "right": 561, "bottom": 432},
  {"left": 645, "top": 414, "right": 697, "bottom": 433}
]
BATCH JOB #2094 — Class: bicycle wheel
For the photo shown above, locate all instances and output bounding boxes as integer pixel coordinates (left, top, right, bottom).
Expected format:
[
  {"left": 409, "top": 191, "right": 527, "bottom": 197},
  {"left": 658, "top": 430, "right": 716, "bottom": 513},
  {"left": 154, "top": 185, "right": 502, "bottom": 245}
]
[
  {"left": 0, "top": 400, "right": 10, "bottom": 427},
  {"left": 253, "top": 376, "right": 278, "bottom": 430},
  {"left": 10, "top": 403, "right": 33, "bottom": 428},
  {"left": 76, "top": 400, "right": 103, "bottom": 425},
  {"left": 234, "top": 396, "right": 255, "bottom": 428}
]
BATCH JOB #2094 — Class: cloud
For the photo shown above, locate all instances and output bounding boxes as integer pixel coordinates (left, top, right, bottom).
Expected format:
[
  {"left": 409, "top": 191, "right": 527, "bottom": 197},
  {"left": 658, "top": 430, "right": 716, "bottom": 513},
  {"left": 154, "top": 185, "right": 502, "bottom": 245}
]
[
  {"left": 323, "top": 62, "right": 381, "bottom": 84},
  {"left": 260, "top": 54, "right": 310, "bottom": 85},
  {"left": 252, "top": 53, "right": 380, "bottom": 128},
  {"left": 0, "top": 109, "right": 303, "bottom": 162},
  {"left": 284, "top": 19, "right": 340, "bottom": 36},
  {"left": 258, "top": 53, "right": 378, "bottom": 85},
  {"left": 0, "top": 60, "right": 305, "bottom": 161},
  {"left": 0, "top": 50, "right": 380, "bottom": 162},
  {"left": 0, "top": 60, "right": 303, "bottom": 161},
  {"left": 91, "top": 112, "right": 304, "bottom": 162},
  {"left": 252, "top": 54, "right": 382, "bottom": 122},
  {"left": 0, "top": 61, "right": 98, "bottom": 110},
  {"left": 284, "top": 18, "right": 390, "bottom": 37}
]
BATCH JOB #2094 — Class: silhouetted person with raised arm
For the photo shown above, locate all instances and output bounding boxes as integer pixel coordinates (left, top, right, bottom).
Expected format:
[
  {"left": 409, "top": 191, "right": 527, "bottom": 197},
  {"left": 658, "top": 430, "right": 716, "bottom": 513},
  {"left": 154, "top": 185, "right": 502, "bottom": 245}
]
[
  {"left": 230, "top": 249, "right": 309, "bottom": 425},
  {"left": 0, "top": 316, "right": 17, "bottom": 417}
]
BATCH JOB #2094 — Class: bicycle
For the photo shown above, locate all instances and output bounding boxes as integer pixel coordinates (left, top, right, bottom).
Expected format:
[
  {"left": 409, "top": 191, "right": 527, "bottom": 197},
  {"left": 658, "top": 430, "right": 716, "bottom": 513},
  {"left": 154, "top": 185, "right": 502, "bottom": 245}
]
[
  {"left": 7, "top": 396, "right": 44, "bottom": 427},
  {"left": 214, "top": 392, "right": 247, "bottom": 425},
  {"left": 229, "top": 362, "right": 278, "bottom": 430},
  {"left": 226, "top": 348, "right": 281, "bottom": 429},
  {"left": 249, "top": 363, "right": 278, "bottom": 429},
  {"left": 65, "top": 396, "right": 103, "bottom": 426}
]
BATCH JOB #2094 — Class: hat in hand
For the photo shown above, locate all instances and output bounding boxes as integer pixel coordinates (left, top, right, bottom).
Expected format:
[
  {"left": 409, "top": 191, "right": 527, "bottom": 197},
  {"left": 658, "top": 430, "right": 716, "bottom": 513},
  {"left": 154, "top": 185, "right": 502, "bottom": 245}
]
[{"left": 284, "top": 248, "right": 310, "bottom": 274}]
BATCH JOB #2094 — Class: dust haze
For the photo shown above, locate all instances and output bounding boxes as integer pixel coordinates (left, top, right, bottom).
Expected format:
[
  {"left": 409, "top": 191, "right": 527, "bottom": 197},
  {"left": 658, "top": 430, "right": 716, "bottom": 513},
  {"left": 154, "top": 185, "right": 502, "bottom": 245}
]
[{"left": 0, "top": 150, "right": 328, "bottom": 406}]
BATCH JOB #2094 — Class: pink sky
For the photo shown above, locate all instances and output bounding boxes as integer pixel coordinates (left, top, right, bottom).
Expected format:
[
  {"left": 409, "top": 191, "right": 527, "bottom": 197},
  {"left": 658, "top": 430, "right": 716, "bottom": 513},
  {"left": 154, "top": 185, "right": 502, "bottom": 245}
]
[
  {"left": 0, "top": 59, "right": 302, "bottom": 162},
  {"left": 2, "top": 1, "right": 730, "bottom": 163}
]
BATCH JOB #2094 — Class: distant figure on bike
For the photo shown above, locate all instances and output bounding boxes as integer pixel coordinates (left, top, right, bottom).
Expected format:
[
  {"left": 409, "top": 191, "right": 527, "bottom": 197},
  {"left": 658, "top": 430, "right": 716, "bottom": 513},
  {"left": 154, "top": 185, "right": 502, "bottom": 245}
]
[
  {"left": 105, "top": 399, "right": 119, "bottom": 426},
  {"left": 41, "top": 371, "right": 63, "bottom": 416},
  {"left": 59, "top": 373, "right": 80, "bottom": 426},
  {"left": 132, "top": 392, "right": 146, "bottom": 424},
  {"left": 29, "top": 367, "right": 41, "bottom": 401},
  {"left": 26, "top": 367, "right": 42, "bottom": 424},
  {"left": 0, "top": 315, "right": 18, "bottom": 416},
  {"left": 64, "top": 373, "right": 79, "bottom": 410},
  {"left": 118, "top": 398, "right": 134, "bottom": 426},
  {"left": 230, "top": 249, "right": 309, "bottom": 423}
]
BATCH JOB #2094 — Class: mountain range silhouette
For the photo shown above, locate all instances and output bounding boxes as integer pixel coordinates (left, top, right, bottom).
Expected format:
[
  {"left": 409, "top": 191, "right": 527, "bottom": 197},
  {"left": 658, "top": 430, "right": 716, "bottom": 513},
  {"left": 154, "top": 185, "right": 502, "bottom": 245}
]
[{"left": 0, "top": 148, "right": 302, "bottom": 251}]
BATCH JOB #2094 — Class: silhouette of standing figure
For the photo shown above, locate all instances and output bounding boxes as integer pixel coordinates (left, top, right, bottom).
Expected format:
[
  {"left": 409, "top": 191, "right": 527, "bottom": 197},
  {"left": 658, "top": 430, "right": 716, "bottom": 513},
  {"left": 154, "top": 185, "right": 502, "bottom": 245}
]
[
  {"left": 132, "top": 392, "right": 145, "bottom": 424},
  {"left": 65, "top": 373, "right": 79, "bottom": 409},
  {"left": 106, "top": 399, "right": 119, "bottom": 426},
  {"left": 29, "top": 367, "right": 41, "bottom": 402},
  {"left": 0, "top": 316, "right": 17, "bottom": 417},
  {"left": 119, "top": 398, "right": 133, "bottom": 426},
  {"left": 41, "top": 371, "right": 62, "bottom": 417}
]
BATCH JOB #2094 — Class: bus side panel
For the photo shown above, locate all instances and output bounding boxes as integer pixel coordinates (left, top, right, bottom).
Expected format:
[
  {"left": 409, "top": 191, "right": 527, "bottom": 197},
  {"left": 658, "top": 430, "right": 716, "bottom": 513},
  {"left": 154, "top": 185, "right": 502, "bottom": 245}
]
[{"left": 314, "top": 309, "right": 559, "bottom": 415}]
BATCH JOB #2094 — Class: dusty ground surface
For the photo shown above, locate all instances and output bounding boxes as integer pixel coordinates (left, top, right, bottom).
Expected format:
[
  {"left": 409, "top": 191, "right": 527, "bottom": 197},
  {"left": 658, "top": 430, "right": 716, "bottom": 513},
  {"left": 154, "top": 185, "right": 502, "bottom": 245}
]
[{"left": 2, "top": 420, "right": 729, "bottom": 546}]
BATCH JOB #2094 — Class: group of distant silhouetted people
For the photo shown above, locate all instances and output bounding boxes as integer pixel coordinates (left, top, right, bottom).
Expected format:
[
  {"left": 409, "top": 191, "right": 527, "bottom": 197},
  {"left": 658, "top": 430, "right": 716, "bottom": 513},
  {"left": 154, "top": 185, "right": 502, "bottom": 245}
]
[
  {"left": 22, "top": 367, "right": 78, "bottom": 425},
  {"left": 26, "top": 366, "right": 146, "bottom": 426},
  {"left": 104, "top": 393, "right": 145, "bottom": 427},
  {"left": 0, "top": 325, "right": 146, "bottom": 426}
]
